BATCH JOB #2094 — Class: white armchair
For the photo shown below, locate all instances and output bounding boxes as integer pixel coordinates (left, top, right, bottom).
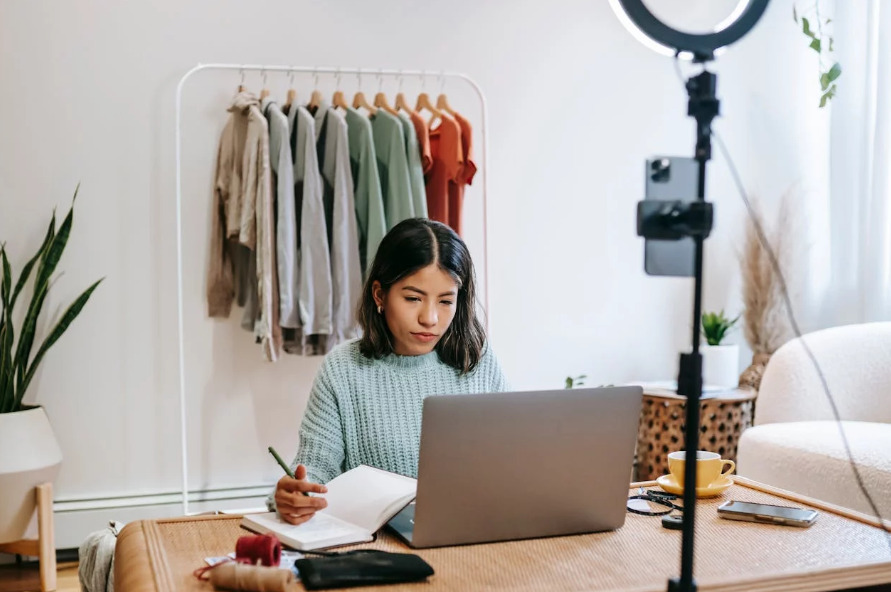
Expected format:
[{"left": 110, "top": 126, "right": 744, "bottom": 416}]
[{"left": 737, "top": 322, "right": 891, "bottom": 516}]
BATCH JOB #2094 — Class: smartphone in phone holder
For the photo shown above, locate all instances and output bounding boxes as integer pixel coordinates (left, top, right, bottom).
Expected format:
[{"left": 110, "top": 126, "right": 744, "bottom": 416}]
[{"left": 637, "top": 156, "right": 713, "bottom": 277}]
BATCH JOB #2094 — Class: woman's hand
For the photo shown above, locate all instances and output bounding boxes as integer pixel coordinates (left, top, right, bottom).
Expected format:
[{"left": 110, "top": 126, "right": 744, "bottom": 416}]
[{"left": 274, "top": 464, "right": 329, "bottom": 525}]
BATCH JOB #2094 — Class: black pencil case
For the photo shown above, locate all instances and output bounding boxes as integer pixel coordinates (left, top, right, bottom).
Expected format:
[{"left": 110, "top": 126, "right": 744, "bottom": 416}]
[{"left": 295, "top": 549, "right": 434, "bottom": 589}]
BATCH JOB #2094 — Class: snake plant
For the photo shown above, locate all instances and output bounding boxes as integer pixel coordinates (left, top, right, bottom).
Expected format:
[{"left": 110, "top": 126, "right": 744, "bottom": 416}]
[{"left": 0, "top": 187, "right": 103, "bottom": 413}]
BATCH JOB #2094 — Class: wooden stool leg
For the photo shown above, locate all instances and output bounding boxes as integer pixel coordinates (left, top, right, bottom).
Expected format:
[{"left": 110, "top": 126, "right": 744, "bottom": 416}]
[{"left": 36, "top": 483, "right": 56, "bottom": 592}]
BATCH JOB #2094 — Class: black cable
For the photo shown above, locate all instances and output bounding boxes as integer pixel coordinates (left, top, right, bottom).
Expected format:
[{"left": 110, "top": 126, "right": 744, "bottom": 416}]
[
  {"left": 671, "top": 53, "right": 890, "bottom": 550},
  {"left": 710, "top": 130, "right": 891, "bottom": 550}
]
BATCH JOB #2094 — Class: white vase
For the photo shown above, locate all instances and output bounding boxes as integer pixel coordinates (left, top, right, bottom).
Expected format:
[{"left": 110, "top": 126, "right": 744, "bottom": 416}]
[
  {"left": 0, "top": 406, "right": 62, "bottom": 543},
  {"left": 701, "top": 344, "right": 740, "bottom": 389}
]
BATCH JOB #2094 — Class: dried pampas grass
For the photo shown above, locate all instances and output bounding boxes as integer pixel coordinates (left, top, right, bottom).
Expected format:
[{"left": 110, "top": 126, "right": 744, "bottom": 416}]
[{"left": 738, "top": 190, "right": 797, "bottom": 389}]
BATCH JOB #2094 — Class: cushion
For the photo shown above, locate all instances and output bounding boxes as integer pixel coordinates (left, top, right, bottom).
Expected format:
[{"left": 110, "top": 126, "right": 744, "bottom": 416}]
[{"left": 738, "top": 421, "right": 891, "bottom": 517}]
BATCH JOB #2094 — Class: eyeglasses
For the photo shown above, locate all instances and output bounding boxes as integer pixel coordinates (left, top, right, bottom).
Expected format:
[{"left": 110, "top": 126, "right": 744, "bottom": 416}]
[{"left": 626, "top": 487, "right": 684, "bottom": 516}]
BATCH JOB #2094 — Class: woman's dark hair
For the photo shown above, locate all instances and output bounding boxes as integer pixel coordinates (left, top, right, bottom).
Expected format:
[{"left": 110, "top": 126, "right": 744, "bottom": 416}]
[{"left": 357, "top": 218, "right": 486, "bottom": 373}]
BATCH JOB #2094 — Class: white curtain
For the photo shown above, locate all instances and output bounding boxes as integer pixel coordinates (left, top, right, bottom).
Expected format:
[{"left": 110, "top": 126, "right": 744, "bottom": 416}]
[{"left": 825, "top": 0, "right": 891, "bottom": 324}]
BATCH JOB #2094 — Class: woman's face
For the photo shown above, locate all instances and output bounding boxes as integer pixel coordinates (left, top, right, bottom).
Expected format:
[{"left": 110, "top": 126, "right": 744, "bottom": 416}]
[{"left": 374, "top": 264, "right": 459, "bottom": 356}]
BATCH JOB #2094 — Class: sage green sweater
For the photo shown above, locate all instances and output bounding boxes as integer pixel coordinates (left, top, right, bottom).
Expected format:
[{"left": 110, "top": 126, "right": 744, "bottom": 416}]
[{"left": 289, "top": 339, "right": 507, "bottom": 485}]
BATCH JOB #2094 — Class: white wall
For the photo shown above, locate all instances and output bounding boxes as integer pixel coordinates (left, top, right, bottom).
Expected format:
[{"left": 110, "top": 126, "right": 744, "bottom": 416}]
[{"left": 0, "top": 0, "right": 828, "bottom": 547}]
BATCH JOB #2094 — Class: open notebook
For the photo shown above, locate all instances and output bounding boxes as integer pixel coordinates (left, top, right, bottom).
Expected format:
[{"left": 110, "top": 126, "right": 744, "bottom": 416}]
[{"left": 241, "top": 465, "right": 417, "bottom": 550}]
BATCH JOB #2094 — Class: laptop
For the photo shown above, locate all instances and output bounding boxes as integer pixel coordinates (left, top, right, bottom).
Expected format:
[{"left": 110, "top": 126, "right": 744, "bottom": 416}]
[{"left": 387, "top": 386, "right": 643, "bottom": 548}]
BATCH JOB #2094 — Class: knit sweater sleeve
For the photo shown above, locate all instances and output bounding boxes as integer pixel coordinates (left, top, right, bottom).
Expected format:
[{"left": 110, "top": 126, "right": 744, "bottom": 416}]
[
  {"left": 292, "top": 360, "right": 346, "bottom": 485},
  {"left": 485, "top": 344, "right": 510, "bottom": 392}
]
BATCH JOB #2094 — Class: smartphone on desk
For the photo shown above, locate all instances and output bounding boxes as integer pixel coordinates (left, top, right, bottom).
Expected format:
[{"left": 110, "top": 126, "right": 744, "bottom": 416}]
[{"left": 717, "top": 500, "right": 818, "bottom": 528}]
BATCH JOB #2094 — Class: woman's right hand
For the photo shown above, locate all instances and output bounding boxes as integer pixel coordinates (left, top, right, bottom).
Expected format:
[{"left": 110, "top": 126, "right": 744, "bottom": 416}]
[{"left": 274, "top": 464, "right": 329, "bottom": 525}]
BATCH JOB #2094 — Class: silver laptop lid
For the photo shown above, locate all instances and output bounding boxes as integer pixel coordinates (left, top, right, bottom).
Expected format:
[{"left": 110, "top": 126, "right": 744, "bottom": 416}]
[{"left": 411, "top": 386, "right": 643, "bottom": 548}]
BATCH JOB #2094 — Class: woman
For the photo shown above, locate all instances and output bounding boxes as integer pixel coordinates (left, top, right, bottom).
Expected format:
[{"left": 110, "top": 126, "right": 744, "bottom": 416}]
[{"left": 273, "top": 218, "right": 507, "bottom": 525}]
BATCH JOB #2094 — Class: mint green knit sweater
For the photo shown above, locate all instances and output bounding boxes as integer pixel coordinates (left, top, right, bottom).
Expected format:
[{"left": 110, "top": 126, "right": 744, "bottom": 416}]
[{"left": 290, "top": 339, "right": 507, "bottom": 485}]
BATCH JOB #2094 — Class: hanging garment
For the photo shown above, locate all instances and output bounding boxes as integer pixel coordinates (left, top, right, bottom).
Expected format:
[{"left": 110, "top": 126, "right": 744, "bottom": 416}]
[
  {"left": 398, "top": 112, "right": 428, "bottom": 219},
  {"left": 262, "top": 97, "right": 299, "bottom": 329},
  {"left": 370, "top": 110, "right": 415, "bottom": 229},
  {"left": 312, "top": 102, "right": 362, "bottom": 351},
  {"left": 345, "top": 107, "right": 387, "bottom": 276},
  {"left": 206, "top": 91, "right": 281, "bottom": 361},
  {"left": 282, "top": 104, "right": 333, "bottom": 353},
  {"left": 407, "top": 110, "right": 432, "bottom": 174},
  {"left": 425, "top": 114, "right": 463, "bottom": 231},
  {"left": 448, "top": 112, "right": 477, "bottom": 236}
]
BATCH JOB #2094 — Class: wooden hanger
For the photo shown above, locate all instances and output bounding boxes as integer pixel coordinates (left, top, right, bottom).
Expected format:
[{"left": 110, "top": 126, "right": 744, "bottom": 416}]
[
  {"left": 374, "top": 92, "right": 398, "bottom": 116},
  {"left": 237, "top": 68, "right": 247, "bottom": 93},
  {"left": 352, "top": 90, "right": 377, "bottom": 115},
  {"left": 307, "top": 70, "right": 323, "bottom": 111},
  {"left": 332, "top": 70, "right": 348, "bottom": 110},
  {"left": 416, "top": 92, "right": 443, "bottom": 123},
  {"left": 436, "top": 93, "right": 457, "bottom": 116},
  {"left": 259, "top": 70, "right": 270, "bottom": 100},
  {"left": 395, "top": 91, "right": 416, "bottom": 114},
  {"left": 284, "top": 71, "right": 297, "bottom": 107},
  {"left": 332, "top": 90, "right": 349, "bottom": 110},
  {"left": 394, "top": 73, "right": 416, "bottom": 115},
  {"left": 370, "top": 71, "right": 397, "bottom": 116}
]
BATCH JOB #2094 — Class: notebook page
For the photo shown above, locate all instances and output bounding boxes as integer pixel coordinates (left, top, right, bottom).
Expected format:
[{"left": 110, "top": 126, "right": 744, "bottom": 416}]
[
  {"left": 324, "top": 465, "right": 417, "bottom": 533},
  {"left": 242, "top": 511, "right": 366, "bottom": 550}
]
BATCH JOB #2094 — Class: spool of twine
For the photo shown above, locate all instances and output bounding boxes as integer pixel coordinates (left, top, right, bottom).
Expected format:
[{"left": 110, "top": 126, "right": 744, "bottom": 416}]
[
  {"left": 235, "top": 534, "right": 281, "bottom": 567},
  {"left": 209, "top": 562, "right": 294, "bottom": 592}
]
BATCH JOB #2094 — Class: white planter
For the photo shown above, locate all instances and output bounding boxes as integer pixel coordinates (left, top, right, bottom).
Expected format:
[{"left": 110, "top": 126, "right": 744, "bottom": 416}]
[
  {"left": 0, "top": 406, "right": 62, "bottom": 543},
  {"left": 702, "top": 344, "right": 740, "bottom": 389}
]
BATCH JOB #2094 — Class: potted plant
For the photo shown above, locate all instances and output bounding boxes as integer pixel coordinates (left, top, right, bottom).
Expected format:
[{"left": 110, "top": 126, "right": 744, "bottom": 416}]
[
  {"left": 0, "top": 189, "right": 102, "bottom": 544},
  {"left": 701, "top": 310, "right": 740, "bottom": 389},
  {"left": 564, "top": 375, "right": 587, "bottom": 389}
]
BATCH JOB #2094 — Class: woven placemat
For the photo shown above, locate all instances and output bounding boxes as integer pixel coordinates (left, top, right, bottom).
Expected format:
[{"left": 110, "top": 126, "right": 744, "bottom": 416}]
[{"left": 123, "top": 479, "right": 891, "bottom": 592}]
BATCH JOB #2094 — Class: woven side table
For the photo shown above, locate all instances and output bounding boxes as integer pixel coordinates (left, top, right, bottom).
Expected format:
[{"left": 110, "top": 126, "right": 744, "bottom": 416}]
[{"left": 635, "top": 387, "right": 757, "bottom": 481}]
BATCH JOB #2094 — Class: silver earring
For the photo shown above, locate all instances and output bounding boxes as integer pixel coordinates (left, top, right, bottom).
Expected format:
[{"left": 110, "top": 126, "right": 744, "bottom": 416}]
[{"left": 377, "top": 305, "right": 383, "bottom": 314}]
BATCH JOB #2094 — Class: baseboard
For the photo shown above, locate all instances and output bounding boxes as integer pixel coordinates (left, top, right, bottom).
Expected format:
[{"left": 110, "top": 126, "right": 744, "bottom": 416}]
[{"left": 51, "top": 485, "right": 271, "bottom": 549}]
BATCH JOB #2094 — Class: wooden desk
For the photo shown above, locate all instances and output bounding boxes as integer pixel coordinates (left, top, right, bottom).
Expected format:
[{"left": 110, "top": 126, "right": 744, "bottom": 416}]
[{"left": 114, "top": 477, "right": 891, "bottom": 592}]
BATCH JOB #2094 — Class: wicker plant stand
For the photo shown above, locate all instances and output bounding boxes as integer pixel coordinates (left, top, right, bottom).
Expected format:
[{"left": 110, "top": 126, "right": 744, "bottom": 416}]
[{"left": 635, "top": 387, "right": 757, "bottom": 481}]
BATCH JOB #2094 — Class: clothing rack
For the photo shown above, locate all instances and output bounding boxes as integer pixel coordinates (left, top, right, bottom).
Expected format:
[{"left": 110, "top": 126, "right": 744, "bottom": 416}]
[{"left": 174, "top": 63, "right": 490, "bottom": 514}]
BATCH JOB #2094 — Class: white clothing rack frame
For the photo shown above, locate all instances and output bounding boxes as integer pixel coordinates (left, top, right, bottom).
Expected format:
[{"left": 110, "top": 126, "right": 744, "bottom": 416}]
[{"left": 174, "top": 63, "right": 490, "bottom": 514}]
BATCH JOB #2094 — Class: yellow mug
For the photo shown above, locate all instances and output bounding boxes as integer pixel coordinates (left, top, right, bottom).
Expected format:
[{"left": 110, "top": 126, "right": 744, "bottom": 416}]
[{"left": 667, "top": 450, "right": 735, "bottom": 488}]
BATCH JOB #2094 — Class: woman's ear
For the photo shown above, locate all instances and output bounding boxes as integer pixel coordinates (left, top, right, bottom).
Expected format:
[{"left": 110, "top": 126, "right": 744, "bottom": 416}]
[{"left": 372, "top": 281, "right": 384, "bottom": 308}]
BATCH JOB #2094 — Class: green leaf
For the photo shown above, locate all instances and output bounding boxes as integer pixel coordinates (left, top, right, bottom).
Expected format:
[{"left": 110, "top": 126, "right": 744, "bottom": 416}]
[
  {"left": 825, "top": 18, "right": 832, "bottom": 24},
  {"left": 15, "top": 278, "right": 103, "bottom": 409},
  {"left": 827, "top": 62, "right": 842, "bottom": 82},
  {"left": 10, "top": 218, "right": 54, "bottom": 311},
  {"left": 0, "top": 319, "right": 13, "bottom": 412},
  {"left": 37, "top": 211, "right": 56, "bottom": 269},
  {"left": 14, "top": 277, "right": 50, "bottom": 392},
  {"left": 820, "top": 73, "right": 830, "bottom": 91},
  {"left": 701, "top": 309, "right": 738, "bottom": 345},
  {"left": 1, "top": 250, "right": 10, "bottom": 311},
  {"left": 802, "top": 17, "right": 815, "bottom": 38},
  {"left": 35, "top": 205, "right": 72, "bottom": 291},
  {"left": 0, "top": 249, "right": 13, "bottom": 412},
  {"left": 810, "top": 38, "right": 821, "bottom": 53},
  {"left": 793, "top": 4, "right": 798, "bottom": 23},
  {"left": 819, "top": 84, "right": 837, "bottom": 108},
  {"left": 16, "top": 201, "right": 74, "bottom": 388},
  {"left": 829, "top": 37, "right": 834, "bottom": 52}
]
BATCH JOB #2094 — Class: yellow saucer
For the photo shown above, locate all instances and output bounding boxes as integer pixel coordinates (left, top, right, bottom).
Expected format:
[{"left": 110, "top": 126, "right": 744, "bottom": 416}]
[{"left": 656, "top": 474, "right": 733, "bottom": 498}]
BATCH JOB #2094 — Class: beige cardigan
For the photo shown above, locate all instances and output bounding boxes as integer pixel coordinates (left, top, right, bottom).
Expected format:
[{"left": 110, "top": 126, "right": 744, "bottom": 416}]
[{"left": 206, "top": 91, "right": 281, "bottom": 361}]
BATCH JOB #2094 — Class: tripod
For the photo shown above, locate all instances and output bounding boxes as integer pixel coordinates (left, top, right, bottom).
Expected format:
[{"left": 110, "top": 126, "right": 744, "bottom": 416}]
[{"left": 637, "top": 66, "right": 719, "bottom": 592}]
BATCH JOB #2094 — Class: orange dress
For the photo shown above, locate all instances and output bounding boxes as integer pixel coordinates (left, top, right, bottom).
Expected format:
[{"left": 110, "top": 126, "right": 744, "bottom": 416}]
[
  {"left": 425, "top": 114, "right": 463, "bottom": 230},
  {"left": 449, "top": 112, "right": 477, "bottom": 236}
]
